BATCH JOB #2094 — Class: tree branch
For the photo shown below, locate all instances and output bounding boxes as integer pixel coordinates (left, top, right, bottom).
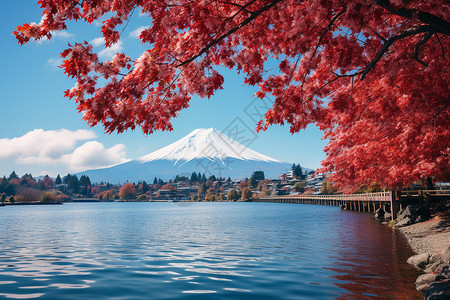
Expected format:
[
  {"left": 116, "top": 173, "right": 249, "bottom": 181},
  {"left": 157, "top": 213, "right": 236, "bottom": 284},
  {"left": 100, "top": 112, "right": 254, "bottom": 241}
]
[
  {"left": 413, "top": 32, "right": 433, "bottom": 66},
  {"left": 361, "top": 25, "right": 435, "bottom": 80},
  {"left": 423, "top": 101, "right": 450, "bottom": 130},
  {"left": 176, "top": 0, "right": 285, "bottom": 68},
  {"left": 375, "top": 0, "right": 450, "bottom": 36}
]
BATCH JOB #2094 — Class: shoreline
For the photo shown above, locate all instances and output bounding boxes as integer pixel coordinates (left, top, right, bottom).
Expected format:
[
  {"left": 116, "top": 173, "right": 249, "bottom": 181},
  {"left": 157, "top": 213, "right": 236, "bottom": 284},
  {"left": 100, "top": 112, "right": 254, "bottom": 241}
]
[
  {"left": 398, "top": 215, "right": 450, "bottom": 255},
  {"left": 396, "top": 212, "right": 450, "bottom": 299}
]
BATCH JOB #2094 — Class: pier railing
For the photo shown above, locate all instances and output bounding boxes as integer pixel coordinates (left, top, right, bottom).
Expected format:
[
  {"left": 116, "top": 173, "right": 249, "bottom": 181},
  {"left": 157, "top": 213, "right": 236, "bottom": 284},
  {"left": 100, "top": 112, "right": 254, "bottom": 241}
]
[
  {"left": 259, "top": 191, "right": 392, "bottom": 202},
  {"left": 256, "top": 191, "right": 396, "bottom": 219}
]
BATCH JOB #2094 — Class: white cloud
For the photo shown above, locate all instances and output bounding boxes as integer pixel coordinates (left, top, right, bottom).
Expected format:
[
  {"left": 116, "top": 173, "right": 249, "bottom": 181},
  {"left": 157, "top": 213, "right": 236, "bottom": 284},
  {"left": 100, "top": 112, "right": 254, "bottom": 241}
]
[
  {"left": 63, "top": 141, "right": 129, "bottom": 172},
  {"left": 37, "top": 30, "right": 74, "bottom": 44},
  {"left": 0, "top": 129, "right": 95, "bottom": 161},
  {"left": 91, "top": 37, "right": 105, "bottom": 47},
  {"left": 129, "top": 26, "right": 149, "bottom": 39},
  {"left": 90, "top": 37, "right": 123, "bottom": 59},
  {"left": 0, "top": 129, "right": 129, "bottom": 172},
  {"left": 51, "top": 30, "right": 74, "bottom": 39},
  {"left": 98, "top": 40, "right": 123, "bottom": 59},
  {"left": 47, "top": 57, "right": 64, "bottom": 68}
]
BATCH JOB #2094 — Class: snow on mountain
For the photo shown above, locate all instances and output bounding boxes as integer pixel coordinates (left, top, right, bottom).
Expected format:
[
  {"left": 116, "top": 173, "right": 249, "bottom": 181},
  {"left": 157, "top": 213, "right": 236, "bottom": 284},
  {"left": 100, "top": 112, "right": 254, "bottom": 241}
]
[
  {"left": 138, "top": 128, "right": 281, "bottom": 164},
  {"left": 77, "top": 128, "right": 304, "bottom": 183}
]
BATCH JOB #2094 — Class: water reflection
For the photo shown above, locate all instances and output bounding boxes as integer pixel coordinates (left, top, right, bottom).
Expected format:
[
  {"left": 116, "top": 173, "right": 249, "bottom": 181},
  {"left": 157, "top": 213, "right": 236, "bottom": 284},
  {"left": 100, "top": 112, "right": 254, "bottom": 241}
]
[
  {"left": 327, "top": 211, "right": 422, "bottom": 299},
  {"left": 0, "top": 202, "right": 422, "bottom": 299}
]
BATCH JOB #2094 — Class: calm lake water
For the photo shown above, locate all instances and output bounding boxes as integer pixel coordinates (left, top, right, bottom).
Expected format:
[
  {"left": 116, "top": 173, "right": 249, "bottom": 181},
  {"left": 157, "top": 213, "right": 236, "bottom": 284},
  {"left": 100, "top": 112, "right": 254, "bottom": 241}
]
[{"left": 0, "top": 202, "right": 422, "bottom": 299}]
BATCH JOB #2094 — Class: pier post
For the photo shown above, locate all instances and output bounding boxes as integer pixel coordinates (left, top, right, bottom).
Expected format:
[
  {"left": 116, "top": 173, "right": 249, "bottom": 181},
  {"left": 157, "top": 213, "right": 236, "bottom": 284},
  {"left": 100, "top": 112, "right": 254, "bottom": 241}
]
[{"left": 390, "top": 191, "right": 398, "bottom": 220}]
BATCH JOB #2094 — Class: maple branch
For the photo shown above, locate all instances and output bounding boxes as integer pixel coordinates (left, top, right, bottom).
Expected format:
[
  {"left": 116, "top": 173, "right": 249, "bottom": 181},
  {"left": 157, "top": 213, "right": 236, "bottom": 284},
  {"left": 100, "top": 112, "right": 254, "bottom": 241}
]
[
  {"left": 373, "top": 31, "right": 387, "bottom": 43},
  {"left": 413, "top": 32, "right": 433, "bottom": 67},
  {"left": 422, "top": 101, "right": 450, "bottom": 130},
  {"left": 176, "top": 0, "right": 285, "bottom": 68},
  {"left": 331, "top": 70, "right": 363, "bottom": 78},
  {"left": 219, "top": 1, "right": 253, "bottom": 14},
  {"left": 375, "top": 0, "right": 450, "bottom": 36},
  {"left": 361, "top": 25, "right": 435, "bottom": 80},
  {"left": 120, "top": 6, "right": 137, "bottom": 37},
  {"left": 210, "top": 0, "right": 257, "bottom": 41},
  {"left": 98, "top": 62, "right": 127, "bottom": 76},
  {"left": 435, "top": 34, "right": 446, "bottom": 57},
  {"left": 302, "top": 7, "right": 346, "bottom": 82}
]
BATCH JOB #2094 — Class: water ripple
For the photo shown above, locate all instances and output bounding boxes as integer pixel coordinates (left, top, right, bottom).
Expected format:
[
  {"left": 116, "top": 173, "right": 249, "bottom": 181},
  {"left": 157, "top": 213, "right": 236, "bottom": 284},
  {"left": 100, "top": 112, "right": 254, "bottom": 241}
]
[{"left": 0, "top": 202, "right": 422, "bottom": 299}]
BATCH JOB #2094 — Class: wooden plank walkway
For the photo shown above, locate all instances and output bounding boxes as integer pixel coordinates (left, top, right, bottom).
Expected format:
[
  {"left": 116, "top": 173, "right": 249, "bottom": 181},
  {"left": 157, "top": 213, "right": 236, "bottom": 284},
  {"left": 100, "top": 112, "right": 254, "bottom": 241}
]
[{"left": 256, "top": 191, "right": 397, "bottom": 219}]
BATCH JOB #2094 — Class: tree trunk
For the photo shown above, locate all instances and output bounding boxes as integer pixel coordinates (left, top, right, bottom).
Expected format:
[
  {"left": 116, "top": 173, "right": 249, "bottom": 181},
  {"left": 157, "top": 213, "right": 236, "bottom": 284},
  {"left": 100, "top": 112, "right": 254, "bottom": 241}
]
[{"left": 425, "top": 177, "right": 434, "bottom": 190}]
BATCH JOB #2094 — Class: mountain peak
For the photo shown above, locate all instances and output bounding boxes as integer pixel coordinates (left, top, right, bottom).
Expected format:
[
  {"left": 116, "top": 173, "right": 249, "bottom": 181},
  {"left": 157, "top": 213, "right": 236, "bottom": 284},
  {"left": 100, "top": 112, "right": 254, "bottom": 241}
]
[{"left": 138, "top": 128, "right": 281, "bottom": 164}]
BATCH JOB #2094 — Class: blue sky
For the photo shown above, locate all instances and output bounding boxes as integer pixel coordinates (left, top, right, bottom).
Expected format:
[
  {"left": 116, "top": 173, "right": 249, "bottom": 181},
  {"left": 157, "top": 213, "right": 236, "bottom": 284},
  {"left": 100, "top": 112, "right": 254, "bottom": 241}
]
[{"left": 0, "top": 0, "right": 326, "bottom": 178}]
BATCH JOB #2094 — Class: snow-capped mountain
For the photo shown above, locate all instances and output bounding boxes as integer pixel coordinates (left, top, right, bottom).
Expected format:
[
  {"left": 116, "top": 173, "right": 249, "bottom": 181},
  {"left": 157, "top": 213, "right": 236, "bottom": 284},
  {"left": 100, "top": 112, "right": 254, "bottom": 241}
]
[{"left": 76, "top": 128, "right": 304, "bottom": 183}]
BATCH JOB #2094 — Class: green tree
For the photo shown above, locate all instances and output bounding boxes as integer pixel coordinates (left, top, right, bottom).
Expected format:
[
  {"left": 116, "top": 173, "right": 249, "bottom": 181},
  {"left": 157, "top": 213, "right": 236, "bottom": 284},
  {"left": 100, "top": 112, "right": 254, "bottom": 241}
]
[
  {"left": 79, "top": 175, "right": 91, "bottom": 187},
  {"left": 294, "top": 165, "right": 303, "bottom": 177},
  {"left": 7, "top": 195, "right": 15, "bottom": 203},
  {"left": 55, "top": 174, "right": 62, "bottom": 185},
  {"left": 142, "top": 181, "right": 149, "bottom": 193},
  {"left": 252, "top": 171, "right": 265, "bottom": 181},
  {"left": 227, "top": 189, "right": 239, "bottom": 201},
  {"left": 37, "top": 180, "right": 46, "bottom": 190},
  {"left": 8, "top": 171, "right": 19, "bottom": 180},
  {"left": 190, "top": 172, "right": 198, "bottom": 182},
  {"left": 241, "top": 187, "right": 252, "bottom": 201}
]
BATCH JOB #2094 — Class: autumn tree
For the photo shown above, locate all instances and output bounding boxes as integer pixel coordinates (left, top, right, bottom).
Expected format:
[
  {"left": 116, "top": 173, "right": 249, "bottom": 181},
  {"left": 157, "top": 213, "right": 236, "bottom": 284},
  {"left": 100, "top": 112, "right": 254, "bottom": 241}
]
[
  {"left": 119, "top": 183, "right": 137, "bottom": 200},
  {"left": 198, "top": 182, "right": 207, "bottom": 195},
  {"left": 293, "top": 182, "right": 306, "bottom": 192},
  {"left": 42, "top": 175, "right": 55, "bottom": 189},
  {"left": 206, "top": 194, "right": 216, "bottom": 202},
  {"left": 248, "top": 177, "right": 256, "bottom": 188},
  {"left": 16, "top": 1, "right": 449, "bottom": 192},
  {"left": 238, "top": 180, "right": 248, "bottom": 191},
  {"left": 227, "top": 189, "right": 239, "bottom": 201},
  {"left": 137, "top": 194, "right": 148, "bottom": 201},
  {"left": 160, "top": 183, "right": 175, "bottom": 191},
  {"left": 321, "top": 180, "right": 336, "bottom": 195},
  {"left": 242, "top": 187, "right": 253, "bottom": 201}
]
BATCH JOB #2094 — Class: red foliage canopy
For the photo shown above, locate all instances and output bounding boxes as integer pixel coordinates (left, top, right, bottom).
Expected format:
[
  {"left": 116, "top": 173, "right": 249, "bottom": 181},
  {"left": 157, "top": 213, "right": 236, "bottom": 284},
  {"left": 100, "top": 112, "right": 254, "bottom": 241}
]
[
  {"left": 15, "top": 0, "right": 449, "bottom": 191},
  {"left": 160, "top": 183, "right": 175, "bottom": 191},
  {"left": 119, "top": 183, "right": 136, "bottom": 199}
]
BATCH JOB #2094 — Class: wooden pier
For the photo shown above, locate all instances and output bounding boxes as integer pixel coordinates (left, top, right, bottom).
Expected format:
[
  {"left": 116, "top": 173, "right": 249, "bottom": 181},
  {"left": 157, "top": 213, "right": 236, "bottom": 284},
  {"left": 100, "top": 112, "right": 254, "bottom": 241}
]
[
  {"left": 256, "top": 191, "right": 397, "bottom": 219},
  {"left": 256, "top": 190, "right": 450, "bottom": 220}
]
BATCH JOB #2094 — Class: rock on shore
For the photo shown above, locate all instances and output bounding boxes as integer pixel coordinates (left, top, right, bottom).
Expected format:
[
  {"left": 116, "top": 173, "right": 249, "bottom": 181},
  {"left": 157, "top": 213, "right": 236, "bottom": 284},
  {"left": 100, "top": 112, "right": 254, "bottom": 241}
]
[{"left": 398, "top": 210, "right": 450, "bottom": 299}]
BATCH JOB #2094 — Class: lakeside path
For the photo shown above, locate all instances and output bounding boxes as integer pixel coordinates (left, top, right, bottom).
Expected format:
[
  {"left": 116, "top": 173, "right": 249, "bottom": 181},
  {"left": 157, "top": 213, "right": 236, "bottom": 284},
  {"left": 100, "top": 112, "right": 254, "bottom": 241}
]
[{"left": 399, "top": 215, "right": 450, "bottom": 255}]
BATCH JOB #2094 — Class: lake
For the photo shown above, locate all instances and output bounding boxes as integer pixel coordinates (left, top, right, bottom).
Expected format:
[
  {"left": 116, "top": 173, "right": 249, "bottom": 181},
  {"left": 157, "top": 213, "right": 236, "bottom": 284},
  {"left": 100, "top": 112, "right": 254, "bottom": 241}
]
[{"left": 0, "top": 202, "right": 422, "bottom": 299}]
